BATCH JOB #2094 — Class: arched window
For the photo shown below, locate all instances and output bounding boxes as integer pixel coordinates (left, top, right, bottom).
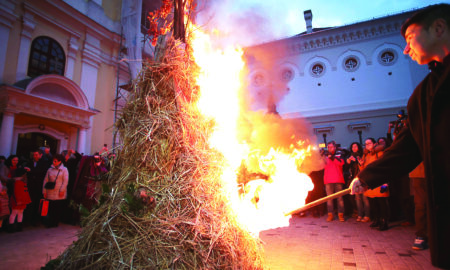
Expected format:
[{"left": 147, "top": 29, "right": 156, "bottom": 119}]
[{"left": 28, "top": 36, "right": 66, "bottom": 78}]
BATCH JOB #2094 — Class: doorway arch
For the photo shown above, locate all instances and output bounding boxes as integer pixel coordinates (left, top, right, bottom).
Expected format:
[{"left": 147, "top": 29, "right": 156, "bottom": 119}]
[
  {"left": 16, "top": 132, "right": 58, "bottom": 159},
  {"left": 13, "top": 125, "right": 68, "bottom": 158}
]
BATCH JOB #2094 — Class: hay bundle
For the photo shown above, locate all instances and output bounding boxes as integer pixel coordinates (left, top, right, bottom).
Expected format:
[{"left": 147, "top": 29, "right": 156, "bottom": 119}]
[{"left": 56, "top": 40, "right": 264, "bottom": 269}]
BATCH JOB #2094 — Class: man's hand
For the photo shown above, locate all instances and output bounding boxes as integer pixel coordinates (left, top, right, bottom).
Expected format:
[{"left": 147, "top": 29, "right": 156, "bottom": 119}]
[{"left": 350, "top": 177, "right": 367, "bottom": 195}]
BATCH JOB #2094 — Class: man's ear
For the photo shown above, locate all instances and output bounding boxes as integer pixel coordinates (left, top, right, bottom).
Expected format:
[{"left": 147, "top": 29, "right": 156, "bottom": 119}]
[{"left": 432, "top": 18, "right": 447, "bottom": 37}]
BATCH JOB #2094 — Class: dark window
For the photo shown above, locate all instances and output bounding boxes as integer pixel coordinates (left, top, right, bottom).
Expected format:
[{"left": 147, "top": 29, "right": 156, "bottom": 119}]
[
  {"left": 380, "top": 51, "right": 395, "bottom": 63},
  {"left": 27, "top": 36, "right": 66, "bottom": 78},
  {"left": 311, "top": 64, "right": 324, "bottom": 76},
  {"left": 344, "top": 58, "right": 358, "bottom": 70},
  {"left": 281, "top": 68, "right": 294, "bottom": 82}
]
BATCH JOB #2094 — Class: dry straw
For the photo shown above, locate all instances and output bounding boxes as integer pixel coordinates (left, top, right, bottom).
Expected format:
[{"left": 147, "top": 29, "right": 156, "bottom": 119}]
[{"left": 55, "top": 39, "right": 264, "bottom": 269}]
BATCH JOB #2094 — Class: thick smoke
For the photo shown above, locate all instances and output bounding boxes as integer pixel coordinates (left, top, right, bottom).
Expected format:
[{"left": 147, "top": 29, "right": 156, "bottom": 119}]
[
  {"left": 195, "top": 0, "right": 300, "bottom": 47},
  {"left": 195, "top": 0, "right": 324, "bottom": 174}
]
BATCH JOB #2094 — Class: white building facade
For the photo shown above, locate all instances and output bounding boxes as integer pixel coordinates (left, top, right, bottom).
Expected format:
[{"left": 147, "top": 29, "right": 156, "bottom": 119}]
[{"left": 244, "top": 9, "right": 429, "bottom": 149}]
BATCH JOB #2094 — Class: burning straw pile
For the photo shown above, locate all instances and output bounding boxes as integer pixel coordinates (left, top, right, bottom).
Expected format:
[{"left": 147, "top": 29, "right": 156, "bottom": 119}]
[{"left": 54, "top": 40, "right": 265, "bottom": 269}]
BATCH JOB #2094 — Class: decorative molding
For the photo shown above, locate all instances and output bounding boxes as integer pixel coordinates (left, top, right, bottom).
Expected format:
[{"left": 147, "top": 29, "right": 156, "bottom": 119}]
[
  {"left": 67, "top": 36, "right": 79, "bottom": 59},
  {"left": 254, "top": 14, "right": 411, "bottom": 59},
  {"left": 81, "top": 32, "right": 102, "bottom": 68},
  {"left": 0, "top": 84, "right": 96, "bottom": 128},
  {"left": 44, "top": 0, "right": 121, "bottom": 41},
  {"left": 348, "top": 121, "right": 371, "bottom": 131},
  {"left": 0, "top": 0, "right": 18, "bottom": 28},
  {"left": 23, "top": 1, "right": 121, "bottom": 67},
  {"left": 21, "top": 11, "right": 36, "bottom": 39},
  {"left": 25, "top": 74, "right": 90, "bottom": 109},
  {"left": 24, "top": 2, "right": 74, "bottom": 39},
  {"left": 313, "top": 125, "right": 334, "bottom": 134}
]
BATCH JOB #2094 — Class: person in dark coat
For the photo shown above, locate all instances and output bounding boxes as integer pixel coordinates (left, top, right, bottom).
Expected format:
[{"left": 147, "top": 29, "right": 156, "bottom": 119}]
[
  {"left": 60, "top": 149, "right": 82, "bottom": 224},
  {"left": 351, "top": 4, "right": 450, "bottom": 268},
  {"left": 23, "top": 149, "right": 49, "bottom": 226}
]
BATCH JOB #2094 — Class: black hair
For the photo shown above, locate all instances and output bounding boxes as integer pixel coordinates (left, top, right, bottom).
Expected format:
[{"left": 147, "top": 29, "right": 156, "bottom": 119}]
[
  {"left": 53, "top": 154, "right": 64, "bottom": 162},
  {"left": 327, "top": 140, "right": 336, "bottom": 147},
  {"left": 401, "top": 4, "right": 450, "bottom": 38},
  {"left": 5, "top": 155, "right": 19, "bottom": 167},
  {"left": 349, "top": 142, "right": 363, "bottom": 156},
  {"left": 33, "top": 149, "right": 44, "bottom": 155}
]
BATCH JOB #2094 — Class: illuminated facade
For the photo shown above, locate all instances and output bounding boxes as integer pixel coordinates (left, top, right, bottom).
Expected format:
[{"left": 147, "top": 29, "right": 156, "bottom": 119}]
[
  {"left": 244, "top": 9, "right": 429, "bottom": 148},
  {"left": 0, "top": 0, "right": 133, "bottom": 157}
]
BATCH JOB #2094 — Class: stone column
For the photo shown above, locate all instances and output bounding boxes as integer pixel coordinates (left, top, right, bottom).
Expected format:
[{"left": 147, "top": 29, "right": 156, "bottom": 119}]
[
  {"left": 77, "top": 127, "right": 87, "bottom": 155},
  {"left": 15, "top": 11, "right": 35, "bottom": 82},
  {"left": 80, "top": 33, "right": 101, "bottom": 154},
  {"left": 66, "top": 36, "right": 79, "bottom": 80},
  {"left": 0, "top": 111, "right": 15, "bottom": 156}
]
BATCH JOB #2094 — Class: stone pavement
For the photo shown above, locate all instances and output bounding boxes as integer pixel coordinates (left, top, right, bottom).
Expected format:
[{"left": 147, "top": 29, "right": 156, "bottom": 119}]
[
  {"left": 261, "top": 215, "right": 441, "bottom": 270},
  {"left": 0, "top": 223, "right": 81, "bottom": 270},
  {"left": 0, "top": 215, "right": 442, "bottom": 270}
]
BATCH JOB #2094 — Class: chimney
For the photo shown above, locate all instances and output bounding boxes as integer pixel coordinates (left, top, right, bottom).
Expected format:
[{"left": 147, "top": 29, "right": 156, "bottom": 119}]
[{"left": 304, "top": 10, "right": 313, "bottom": 34}]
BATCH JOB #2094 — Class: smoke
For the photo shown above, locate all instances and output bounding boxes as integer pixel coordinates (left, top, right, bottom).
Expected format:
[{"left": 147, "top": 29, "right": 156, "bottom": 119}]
[
  {"left": 195, "top": 0, "right": 324, "bottom": 174},
  {"left": 195, "top": 0, "right": 303, "bottom": 47}
]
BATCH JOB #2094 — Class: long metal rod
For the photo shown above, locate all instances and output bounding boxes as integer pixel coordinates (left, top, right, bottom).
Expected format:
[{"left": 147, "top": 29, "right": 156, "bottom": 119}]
[{"left": 284, "top": 188, "right": 351, "bottom": 216}]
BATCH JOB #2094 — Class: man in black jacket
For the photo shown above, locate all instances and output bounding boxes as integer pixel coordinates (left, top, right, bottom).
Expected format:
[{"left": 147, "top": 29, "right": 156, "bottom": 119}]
[
  {"left": 24, "top": 149, "right": 49, "bottom": 226},
  {"left": 350, "top": 4, "right": 450, "bottom": 269}
]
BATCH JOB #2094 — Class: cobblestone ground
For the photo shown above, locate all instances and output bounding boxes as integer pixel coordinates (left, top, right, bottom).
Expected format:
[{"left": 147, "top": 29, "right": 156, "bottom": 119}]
[
  {"left": 261, "top": 215, "right": 441, "bottom": 270},
  {"left": 0, "top": 215, "right": 443, "bottom": 270}
]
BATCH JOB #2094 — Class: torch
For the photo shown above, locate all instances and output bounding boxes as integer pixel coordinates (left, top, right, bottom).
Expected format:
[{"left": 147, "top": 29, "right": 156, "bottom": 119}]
[{"left": 284, "top": 188, "right": 351, "bottom": 216}]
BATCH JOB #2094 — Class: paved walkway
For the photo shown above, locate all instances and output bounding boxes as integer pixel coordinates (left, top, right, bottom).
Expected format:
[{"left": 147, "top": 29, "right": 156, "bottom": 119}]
[
  {"left": 0, "top": 215, "right": 442, "bottom": 270},
  {"left": 0, "top": 223, "right": 80, "bottom": 270},
  {"left": 261, "top": 215, "right": 441, "bottom": 270}
]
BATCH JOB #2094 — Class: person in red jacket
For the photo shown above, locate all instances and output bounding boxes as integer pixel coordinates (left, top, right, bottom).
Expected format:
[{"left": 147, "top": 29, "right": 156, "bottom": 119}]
[
  {"left": 323, "top": 141, "right": 345, "bottom": 222},
  {"left": 8, "top": 167, "right": 31, "bottom": 232}
]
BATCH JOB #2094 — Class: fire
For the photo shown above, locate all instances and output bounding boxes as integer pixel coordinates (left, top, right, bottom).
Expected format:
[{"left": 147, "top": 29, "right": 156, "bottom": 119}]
[{"left": 189, "top": 25, "right": 314, "bottom": 236}]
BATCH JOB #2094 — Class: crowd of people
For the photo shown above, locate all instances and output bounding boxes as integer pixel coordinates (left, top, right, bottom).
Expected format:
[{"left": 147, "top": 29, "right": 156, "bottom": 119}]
[
  {"left": 305, "top": 4, "right": 450, "bottom": 268},
  {"left": 302, "top": 134, "right": 428, "bottom": 252},
  {"left": 0, "top": 145, "right": 112, "bottom": 233}
]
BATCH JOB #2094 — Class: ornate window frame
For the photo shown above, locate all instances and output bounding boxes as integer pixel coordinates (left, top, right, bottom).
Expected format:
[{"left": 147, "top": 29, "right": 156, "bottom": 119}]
[
  {"left": 378, "top": 49, "right": 397, "bottom": 66},
  {"left": 279, "top": 67, "right": 295, "bottom": 82},
  {"left": 27, "top": 36, "right": 66, "bottom": 78},
  {"left": 343, "top": 55, "right": 360, "bottom": 72},
  {"left": 309, "top": 62, "right": 326, "bottom": 77}
]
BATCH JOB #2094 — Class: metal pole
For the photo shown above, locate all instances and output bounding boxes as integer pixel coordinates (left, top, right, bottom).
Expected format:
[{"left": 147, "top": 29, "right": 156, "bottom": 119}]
[
  {"left": 284, "top": 188, "right": 351, "bottom": 216},
  {"left": 112, "top": 27, "right": 123, "bottom": 153}
]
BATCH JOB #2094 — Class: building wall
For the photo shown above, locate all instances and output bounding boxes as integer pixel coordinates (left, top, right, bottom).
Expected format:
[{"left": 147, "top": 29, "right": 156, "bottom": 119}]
[
  {"left": 0, "top": 0, "right": 128, "bottom": 157},
  {"left": 244, "top": 9, "right": 429, "bottom": 149}
]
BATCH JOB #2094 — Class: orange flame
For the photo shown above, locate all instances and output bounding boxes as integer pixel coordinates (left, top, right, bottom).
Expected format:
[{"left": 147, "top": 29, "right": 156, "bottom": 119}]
[{"left": 189, "top": 25, "right": 314, "bottom": 236}]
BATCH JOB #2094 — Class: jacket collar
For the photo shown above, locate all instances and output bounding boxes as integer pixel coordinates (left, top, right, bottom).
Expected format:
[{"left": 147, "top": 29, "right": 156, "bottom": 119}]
[{"left": 428, "top": 54, "right": 450, "bottom": 74}]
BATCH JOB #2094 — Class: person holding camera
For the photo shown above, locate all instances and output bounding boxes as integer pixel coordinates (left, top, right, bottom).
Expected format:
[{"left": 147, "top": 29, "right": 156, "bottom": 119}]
[
  {"left": 350, "top": 4, "right": 450, "bottom": 268},
  {"left": 323, "top": 141, "right": 345, "bottom": 222},
  {"left": 42, "top": 154, "right": 68, "bottom": 228}
]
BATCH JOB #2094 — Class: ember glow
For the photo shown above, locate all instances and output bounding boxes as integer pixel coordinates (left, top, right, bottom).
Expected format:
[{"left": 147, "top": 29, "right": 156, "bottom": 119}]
[{"left": 189, "top": 25, "right": 314, "bottom": 236}]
